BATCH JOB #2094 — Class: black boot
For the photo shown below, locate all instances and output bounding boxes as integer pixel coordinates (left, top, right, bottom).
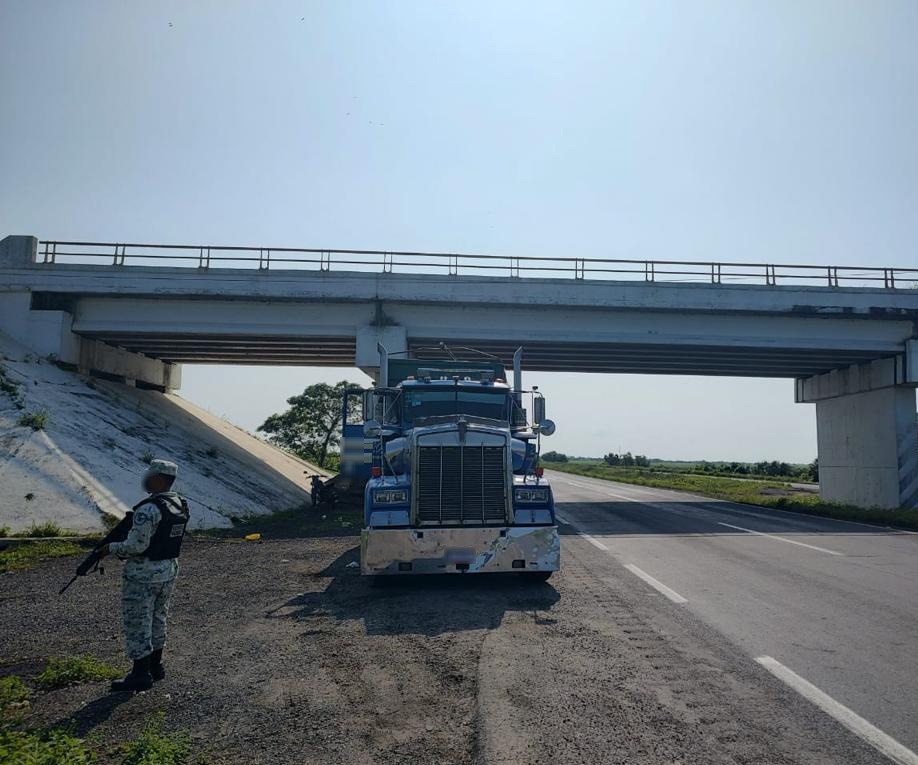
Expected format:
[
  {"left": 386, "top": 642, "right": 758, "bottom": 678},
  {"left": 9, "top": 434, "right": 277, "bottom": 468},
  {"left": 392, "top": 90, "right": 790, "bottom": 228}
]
[
  {"left": 149, "top": 648, "right": 165, "bottom": 682},
  {"left": 110, "top": 655, "right": 153, "bottom": 692}
]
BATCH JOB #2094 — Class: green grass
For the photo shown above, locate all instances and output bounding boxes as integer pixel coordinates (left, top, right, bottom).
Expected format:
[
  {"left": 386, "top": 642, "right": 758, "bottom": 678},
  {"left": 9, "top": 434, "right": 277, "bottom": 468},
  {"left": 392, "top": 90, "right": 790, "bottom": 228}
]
[
  {"left": 0, "top": 539, "right": 83, "bottom": 573},
  {"left": 120, "top": 713, "right": 190, "bottom": 765},
  {"left": 14, "top": 521, "right": 68, "bottom": 538},
  {"left": 17, "top": 409, "right": 49, "bottom": 431},
  {"left": 0, "top": 728, "right": 94, "bottom": 764},
  {"left": 0, "top": 676, "right": 29, "bottom": 709},
  {"left": 548, "top": 462, "right": 918, "bottom": 530},
  {"left": 0, "top": 675, "right": 31, "bottom": 726},
  {"left": 36, "top": 656, "right": 122, "bottom": 690}
]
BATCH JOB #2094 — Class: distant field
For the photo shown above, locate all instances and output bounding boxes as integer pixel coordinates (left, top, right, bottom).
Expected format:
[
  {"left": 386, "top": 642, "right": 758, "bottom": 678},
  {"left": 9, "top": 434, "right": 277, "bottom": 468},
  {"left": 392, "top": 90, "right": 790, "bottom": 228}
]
[
  {"left": 556, "top": 458, "right": 816, "bottom": 485},
  {"left": 547, "top": 462, "right": 918, "bottom": 530}
]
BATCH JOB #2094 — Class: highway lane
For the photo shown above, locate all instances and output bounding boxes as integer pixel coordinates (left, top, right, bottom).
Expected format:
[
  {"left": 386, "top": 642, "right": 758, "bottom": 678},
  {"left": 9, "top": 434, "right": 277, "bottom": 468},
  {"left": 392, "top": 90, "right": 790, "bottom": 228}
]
[{"left": 548, "top": 469, "right": 918, "bottom": 758}]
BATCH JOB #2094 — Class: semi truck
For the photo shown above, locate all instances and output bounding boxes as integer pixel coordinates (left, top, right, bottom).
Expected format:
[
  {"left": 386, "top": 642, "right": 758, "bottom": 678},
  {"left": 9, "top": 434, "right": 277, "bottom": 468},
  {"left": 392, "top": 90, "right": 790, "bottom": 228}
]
[{"left": 345, "top": 345, "right": 560, "bottom": 579}]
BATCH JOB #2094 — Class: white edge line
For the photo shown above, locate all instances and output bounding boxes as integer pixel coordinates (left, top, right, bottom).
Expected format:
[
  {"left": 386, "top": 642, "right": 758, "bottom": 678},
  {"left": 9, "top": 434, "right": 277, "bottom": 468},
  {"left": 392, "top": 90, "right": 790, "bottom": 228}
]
[
  {"left": 582, "top": 534, "right": 609, "bottom": 551},
  {"left": 554, "top": 514, "right": 570, "bottom": 524},
  {"left": 718, "top": 522, "right": 843, "bottom": 556},
  {"left": 755, "top": 656, "right": 918, "bottom": 765},
  {"left": 624, "top": 563, "right": 687, "bottom": 604}
]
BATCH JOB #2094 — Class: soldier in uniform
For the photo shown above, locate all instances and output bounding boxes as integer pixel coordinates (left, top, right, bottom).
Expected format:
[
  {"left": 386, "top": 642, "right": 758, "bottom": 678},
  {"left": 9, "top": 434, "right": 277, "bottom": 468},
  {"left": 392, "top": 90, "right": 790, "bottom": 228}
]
[{"left": 98, "top": 459, "right": 189, "bottom": 692}]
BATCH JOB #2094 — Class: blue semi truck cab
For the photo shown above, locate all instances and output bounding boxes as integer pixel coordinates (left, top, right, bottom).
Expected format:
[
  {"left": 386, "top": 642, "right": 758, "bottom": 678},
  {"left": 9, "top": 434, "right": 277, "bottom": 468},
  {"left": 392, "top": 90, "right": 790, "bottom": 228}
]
[{"left": 347, "top": 346, "right": 560, "bottom": 578}]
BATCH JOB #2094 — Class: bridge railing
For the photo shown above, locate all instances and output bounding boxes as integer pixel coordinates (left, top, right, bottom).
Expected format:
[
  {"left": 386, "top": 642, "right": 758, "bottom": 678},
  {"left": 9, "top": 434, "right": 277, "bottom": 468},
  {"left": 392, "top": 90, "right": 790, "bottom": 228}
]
[{"left": 36, "top": 240, "right": 918, "bottom": 289}]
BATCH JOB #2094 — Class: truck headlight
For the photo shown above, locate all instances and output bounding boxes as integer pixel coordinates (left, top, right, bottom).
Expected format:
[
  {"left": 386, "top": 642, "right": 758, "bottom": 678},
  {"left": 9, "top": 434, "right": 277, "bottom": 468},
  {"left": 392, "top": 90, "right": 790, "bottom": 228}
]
[
  {"left": 373, "top": 489, "right": 408, "bottom": 505},
  {"left": 514, "top": 487, "right": 549, "bottom": 504}
]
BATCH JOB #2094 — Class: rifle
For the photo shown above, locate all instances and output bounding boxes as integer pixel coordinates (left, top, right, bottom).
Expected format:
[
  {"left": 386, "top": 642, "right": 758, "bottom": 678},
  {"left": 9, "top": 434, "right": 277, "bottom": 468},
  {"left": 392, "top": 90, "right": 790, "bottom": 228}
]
[{"left": 58, "top": 512, "right": 134, "bottom": 595}]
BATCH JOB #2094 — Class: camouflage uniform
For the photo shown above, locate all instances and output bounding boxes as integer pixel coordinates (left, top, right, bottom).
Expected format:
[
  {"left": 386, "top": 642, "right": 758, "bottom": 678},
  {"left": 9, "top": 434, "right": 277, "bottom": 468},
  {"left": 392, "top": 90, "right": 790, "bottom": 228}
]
[{"left": 109, "top": 494, "right": 181, "bottom": 661}]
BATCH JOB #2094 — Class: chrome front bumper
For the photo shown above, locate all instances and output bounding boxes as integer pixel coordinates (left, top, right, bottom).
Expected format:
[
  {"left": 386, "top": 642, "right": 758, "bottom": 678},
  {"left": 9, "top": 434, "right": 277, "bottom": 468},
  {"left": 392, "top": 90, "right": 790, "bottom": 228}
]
[{"left": 360, "top": 525, "right": 561, "bottom": 575}]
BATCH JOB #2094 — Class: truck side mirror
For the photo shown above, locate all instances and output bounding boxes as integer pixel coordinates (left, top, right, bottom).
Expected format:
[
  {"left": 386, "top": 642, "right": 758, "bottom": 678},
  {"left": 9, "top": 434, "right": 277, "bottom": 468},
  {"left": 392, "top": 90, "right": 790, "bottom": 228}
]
[
  {"left": 363, "top": 419, "right": 382, "bottom": 438},
  {"left": 537, "top": 419, "right": 556, "bottom": 436}
]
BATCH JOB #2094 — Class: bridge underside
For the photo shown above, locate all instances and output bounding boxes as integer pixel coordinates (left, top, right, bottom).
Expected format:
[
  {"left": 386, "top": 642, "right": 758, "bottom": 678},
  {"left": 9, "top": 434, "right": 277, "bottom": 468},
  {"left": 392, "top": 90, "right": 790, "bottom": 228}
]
[
  {"left": 1, "top": 234, "right": 915, "bottom": 510},
  {"left": 85, "top": 331, "right": 893, "bottom": 378}
]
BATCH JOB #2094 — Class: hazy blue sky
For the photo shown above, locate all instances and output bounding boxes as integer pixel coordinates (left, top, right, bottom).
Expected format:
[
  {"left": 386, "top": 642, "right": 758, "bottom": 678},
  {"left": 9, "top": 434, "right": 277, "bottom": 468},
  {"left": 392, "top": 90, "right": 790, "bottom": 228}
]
[{"left": 2, "top": 1, "right": 916, "bottom": 461}]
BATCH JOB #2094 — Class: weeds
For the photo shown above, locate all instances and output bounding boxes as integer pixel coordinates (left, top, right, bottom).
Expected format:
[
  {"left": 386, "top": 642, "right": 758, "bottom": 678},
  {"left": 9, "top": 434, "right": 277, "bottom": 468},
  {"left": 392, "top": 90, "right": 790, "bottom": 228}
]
[
  {"left": 120, "top": 713, "right": 190, "bottom": 765},
  {"left": 37, "top": 656, "right": 122, "bottom": 690},
  {"left": 16, "top": 521, "right": 64, "bottom": 538},
  {"left": 141, "top": 451, "right": 155, "bottom": 464},
  {"left": 0, "top": 675, "right": 29, "bottom": 709},
  {"left": 0, "top": 675, "right": 30, "bottom": 726},
  {"left": 0, "top": 728, "right": 94, "bottom": 764},
  {"left": 0, "top": 540, "right": 83, "bottom": 573},
  {"left": 18, "top": 409, "right": 49, "bottom": 430},
  {"left": 0, "top": 526, "right": 9, "bottom": 538},
  {"left": 0, "top": 366, "right": 21, "bottom": 400}
]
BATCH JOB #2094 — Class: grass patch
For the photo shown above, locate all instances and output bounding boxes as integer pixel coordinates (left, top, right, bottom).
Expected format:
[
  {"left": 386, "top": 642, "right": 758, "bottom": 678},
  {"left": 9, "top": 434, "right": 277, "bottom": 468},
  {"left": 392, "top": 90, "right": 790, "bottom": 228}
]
[
  {"left": 0, "top": 675, "right": 31, "bottom": 726},
  {"left": 196, "top": 505, "right": 362, "bottom": 540},
  {"left": 0, "top": 676, "right": 29, "bottom": 709},
  {"left": 548, "top": 462, "right": 918, "bottom": 530},
  {"left": 36, "top": 656, "right": 122, "bottom": 690},
  {"left": 0, "top": 539, "right": 83, "bottom": 573},
  {"left": 17, "top": 409, "right": 49, "bottom": 430},
  {"left": 14, "top": 521, "right": 67, "bottom": 538},
  {"left": 120, "top": 713, "right": 190, "bottom": 765},
  {"left": 0, "top": 728, "right": 94, "bottom": 764}
]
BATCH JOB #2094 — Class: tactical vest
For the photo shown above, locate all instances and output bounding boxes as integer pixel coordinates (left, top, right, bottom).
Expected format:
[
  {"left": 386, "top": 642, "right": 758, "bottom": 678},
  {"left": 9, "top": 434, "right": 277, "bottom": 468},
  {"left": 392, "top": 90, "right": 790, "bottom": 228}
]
[{"left": 133, "top": 494, "right": 190, "bottom": 561}]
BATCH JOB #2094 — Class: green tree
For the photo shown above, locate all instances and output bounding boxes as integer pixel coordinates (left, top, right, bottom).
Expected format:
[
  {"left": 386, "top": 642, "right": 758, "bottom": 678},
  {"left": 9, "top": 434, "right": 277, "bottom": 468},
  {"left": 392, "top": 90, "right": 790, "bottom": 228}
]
[
  {"left": 541, "top": 451, "right": 568, "bottom": 463},
  {"left": 258, "top": 381, "right": 358, "bottom": 469}
]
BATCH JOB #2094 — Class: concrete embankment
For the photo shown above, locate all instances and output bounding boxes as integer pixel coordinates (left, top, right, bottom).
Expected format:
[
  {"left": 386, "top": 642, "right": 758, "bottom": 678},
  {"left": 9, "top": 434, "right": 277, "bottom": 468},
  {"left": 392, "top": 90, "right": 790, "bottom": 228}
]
[{"left": 0, "top": 331, "right": 322, "bottom": 532}]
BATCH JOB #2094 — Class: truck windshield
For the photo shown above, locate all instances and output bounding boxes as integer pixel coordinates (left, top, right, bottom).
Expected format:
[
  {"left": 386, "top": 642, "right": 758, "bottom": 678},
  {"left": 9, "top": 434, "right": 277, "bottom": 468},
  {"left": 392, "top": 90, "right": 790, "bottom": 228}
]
[{"left": 403, "top": 388, "right": 508, "bottom": 424}]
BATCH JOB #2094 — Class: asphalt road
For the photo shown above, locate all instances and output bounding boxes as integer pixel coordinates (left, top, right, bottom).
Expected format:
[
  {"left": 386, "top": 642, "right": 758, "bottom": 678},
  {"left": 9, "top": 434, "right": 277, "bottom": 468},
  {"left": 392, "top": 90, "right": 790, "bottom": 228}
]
[{"left": 548, "top": 468, "right": 918, "bottom": 760}]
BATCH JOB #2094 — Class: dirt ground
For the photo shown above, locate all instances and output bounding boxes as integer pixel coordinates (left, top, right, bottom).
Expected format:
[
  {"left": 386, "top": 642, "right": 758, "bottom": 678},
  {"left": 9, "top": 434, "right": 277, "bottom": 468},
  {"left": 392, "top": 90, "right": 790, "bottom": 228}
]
[{"left": 0, "top": 530, "right": 884, "bottom": 764}]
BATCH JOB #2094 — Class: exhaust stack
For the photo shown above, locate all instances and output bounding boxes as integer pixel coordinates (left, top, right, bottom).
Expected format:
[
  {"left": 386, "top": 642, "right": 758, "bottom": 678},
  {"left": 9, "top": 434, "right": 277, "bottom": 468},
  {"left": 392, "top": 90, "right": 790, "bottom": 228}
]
[
  {"left": 378, "top": 343, "right": 389, "bottom": 387},
  {"left": 513, "top": 347, "right": 523, "bottom": 392}
]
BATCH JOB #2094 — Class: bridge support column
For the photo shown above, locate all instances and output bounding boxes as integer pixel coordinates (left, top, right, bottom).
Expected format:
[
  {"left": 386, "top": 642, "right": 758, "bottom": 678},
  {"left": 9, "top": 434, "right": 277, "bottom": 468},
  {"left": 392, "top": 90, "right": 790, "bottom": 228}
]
[
  {"left": 796, "top": 348, "right": 918, "bottom": 509},
  {"left": 356, "top": 325, "right": 406, "bottom": 383}
]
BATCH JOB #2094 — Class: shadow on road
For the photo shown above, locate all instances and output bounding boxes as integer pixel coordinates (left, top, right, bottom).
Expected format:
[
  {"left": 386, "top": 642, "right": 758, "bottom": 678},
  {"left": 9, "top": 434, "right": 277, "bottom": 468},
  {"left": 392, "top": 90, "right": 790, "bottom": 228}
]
[{"left": 265, "top": 546, "right": 560, "bottom": 637}]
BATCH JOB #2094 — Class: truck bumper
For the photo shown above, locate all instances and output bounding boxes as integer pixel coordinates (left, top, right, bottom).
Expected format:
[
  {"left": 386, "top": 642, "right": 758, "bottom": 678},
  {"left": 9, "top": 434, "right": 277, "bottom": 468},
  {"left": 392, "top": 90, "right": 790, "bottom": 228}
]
[{"left": 361, "top": 525, "right": 561, "bottom": 575}]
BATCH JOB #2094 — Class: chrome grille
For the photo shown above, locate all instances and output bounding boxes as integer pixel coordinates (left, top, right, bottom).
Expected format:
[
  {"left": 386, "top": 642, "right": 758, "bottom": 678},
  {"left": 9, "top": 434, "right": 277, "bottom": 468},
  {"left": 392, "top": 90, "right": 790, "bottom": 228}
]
[{"left": 416, "top": 445, "right": 507, "bottom": 524}]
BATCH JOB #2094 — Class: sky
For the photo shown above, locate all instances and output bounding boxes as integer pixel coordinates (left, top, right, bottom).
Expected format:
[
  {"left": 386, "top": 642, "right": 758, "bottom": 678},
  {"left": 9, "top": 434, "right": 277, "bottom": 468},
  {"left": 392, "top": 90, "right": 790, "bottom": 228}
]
[{"left": 2, "top": 1, "right": 916, "bottom": 462}]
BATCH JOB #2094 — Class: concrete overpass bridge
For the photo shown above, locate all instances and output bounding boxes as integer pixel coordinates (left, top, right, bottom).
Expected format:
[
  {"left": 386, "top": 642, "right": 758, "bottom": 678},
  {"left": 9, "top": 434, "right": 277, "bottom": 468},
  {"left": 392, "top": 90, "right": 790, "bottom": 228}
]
[{"left": 2, "top": 235, "right": 916, "bottom": 511}]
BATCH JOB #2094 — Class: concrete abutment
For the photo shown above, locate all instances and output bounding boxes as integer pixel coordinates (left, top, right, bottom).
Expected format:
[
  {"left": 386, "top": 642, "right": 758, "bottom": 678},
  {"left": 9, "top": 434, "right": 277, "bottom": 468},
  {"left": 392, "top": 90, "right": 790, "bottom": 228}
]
[
  {"left": 797, "top": 352, "right": 918, "bottom": 510},
  {"left": 0, "top": 236, "right": 180, "bottom": 392}
]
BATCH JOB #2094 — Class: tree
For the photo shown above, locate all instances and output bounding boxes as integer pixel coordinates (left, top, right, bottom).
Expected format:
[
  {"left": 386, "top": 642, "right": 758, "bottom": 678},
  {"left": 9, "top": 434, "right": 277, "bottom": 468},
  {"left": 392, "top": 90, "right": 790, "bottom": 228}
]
[
  {"left": 258, "top": 381, "right": 357, "bottom": 469},
  {"left": 603, "top": 452, "right": 621, "bottom": 466},
  {"left": 541, "top": 451, "right": 568, "bottom": 463}
]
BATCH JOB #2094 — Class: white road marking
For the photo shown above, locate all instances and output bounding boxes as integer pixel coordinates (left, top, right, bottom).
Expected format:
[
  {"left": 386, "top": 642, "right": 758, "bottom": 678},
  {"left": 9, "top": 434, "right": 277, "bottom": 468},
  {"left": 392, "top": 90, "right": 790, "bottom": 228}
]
[
  {"left": 582, "top": 534, "right": 609, "bottom": 551},
  {"left": 718, "top": 522, "right": 843, "bottom": 556},
  {"left": 623, "top": 564, "right": 688, "bottom": 604},
  {"left": 554, "top": 514, "right": 570, "bottom": 524},
  {"left": 755, "top": 656, "right": 918, "bottom": 765}
]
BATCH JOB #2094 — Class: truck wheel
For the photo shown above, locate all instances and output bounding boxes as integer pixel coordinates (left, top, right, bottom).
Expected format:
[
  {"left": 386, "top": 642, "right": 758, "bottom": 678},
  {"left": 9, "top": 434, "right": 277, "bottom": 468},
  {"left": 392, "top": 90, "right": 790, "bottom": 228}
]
[{"left": 525, "top": 571, "right": 553, "bottom": 581}]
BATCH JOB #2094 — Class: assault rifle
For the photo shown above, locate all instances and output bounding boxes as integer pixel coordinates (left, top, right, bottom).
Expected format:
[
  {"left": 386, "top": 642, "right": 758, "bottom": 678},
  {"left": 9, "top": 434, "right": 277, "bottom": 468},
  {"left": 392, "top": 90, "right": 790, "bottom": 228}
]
[{"left": 58, "top": 512, "right": 134, "bottom": 595}]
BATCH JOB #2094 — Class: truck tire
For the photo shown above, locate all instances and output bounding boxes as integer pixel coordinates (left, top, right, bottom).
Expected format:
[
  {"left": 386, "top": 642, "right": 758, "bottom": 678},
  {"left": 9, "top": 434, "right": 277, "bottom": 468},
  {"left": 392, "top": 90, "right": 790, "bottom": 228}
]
[{"left": 525, "top": 571, "right": 553, "bottom": 581}]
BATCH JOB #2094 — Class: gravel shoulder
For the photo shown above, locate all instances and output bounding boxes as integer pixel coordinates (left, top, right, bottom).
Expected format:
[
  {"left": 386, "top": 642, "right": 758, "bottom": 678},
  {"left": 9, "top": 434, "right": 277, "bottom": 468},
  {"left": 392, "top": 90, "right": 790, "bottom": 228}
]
[{"left": 0, "top": 532, "right": 887, "bottom": 764}]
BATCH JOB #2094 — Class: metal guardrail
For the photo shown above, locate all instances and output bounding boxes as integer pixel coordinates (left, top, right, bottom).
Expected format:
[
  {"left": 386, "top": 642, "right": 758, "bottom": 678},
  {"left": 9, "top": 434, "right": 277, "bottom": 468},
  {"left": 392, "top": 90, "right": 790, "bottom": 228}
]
[{"left": 37, "top": 240, "right": 918, "bottom": 289}]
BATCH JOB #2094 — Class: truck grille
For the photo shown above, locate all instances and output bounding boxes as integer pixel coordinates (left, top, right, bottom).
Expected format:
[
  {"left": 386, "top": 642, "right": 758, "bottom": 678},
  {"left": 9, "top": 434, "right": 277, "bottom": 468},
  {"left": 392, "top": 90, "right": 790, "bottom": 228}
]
[{"left": 416, "top": 445, "right": 507, "bottom": 524}]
